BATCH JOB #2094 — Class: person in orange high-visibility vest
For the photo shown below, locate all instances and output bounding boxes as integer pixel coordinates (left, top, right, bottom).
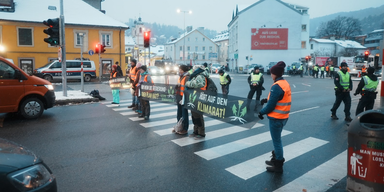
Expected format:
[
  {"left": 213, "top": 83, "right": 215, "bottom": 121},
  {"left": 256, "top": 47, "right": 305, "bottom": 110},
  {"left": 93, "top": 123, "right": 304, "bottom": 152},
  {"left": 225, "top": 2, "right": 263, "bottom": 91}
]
[
  {"left": 137, "top": 65, "right": 153, "bottom": 120},
  {"left": 172, "top": 65, "right": 190, "bottom": 135},
  {"left": 127, "top": 59, "right": 140, "bottom": 109},
  {"left": 258, "top": 61, "right": 291, "bottom": 173},
  {"left": 361, "top": 65, "right": 367, "bottom": 76}
]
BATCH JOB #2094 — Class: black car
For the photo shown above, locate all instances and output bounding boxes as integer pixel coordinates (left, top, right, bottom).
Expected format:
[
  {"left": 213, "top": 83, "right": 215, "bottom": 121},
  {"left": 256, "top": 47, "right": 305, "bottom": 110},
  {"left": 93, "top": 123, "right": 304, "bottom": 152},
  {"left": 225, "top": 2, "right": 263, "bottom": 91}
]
[{"left": 0, "top": 138, "right": 57, "bottom": 192}]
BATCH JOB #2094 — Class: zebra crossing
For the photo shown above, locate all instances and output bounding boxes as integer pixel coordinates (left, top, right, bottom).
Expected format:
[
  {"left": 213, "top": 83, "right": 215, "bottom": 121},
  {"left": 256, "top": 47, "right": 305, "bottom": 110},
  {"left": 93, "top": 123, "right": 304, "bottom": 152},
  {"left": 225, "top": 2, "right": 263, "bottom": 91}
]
[{"left": 101, "top": 99, "right": 347, "bottom": 191}]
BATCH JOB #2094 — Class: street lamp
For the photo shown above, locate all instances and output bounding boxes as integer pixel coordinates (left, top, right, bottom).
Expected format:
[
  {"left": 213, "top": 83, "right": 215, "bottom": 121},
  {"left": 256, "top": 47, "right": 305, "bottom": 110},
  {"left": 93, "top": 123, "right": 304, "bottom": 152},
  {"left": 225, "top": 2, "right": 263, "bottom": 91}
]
[{"left": 177, "top": 9, "right": 192, "bottom": 65}]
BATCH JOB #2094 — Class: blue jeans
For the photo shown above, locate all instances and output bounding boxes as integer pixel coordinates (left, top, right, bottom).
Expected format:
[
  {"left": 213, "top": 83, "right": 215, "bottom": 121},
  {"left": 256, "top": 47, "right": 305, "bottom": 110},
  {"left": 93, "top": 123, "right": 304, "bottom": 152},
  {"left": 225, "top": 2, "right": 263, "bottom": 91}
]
[
  {"left": 269, "top": 118, "right": 288, "bottom": 160},
  {"left": 112, "top": 89, "right": 120, "bottom": 103},
  {"left": 177, "top": 103, "right": 189, "bottom": 131}
]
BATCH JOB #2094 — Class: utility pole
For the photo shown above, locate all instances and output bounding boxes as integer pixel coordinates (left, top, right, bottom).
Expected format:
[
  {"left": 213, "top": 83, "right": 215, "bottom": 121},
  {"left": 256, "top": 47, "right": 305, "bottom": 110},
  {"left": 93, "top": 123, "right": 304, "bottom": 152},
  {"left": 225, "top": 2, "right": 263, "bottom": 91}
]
[
  {"left": 80, "top": 33, "right": 84, "bottom": 92},
  {"left": 60, "top": 0, "right": 67, "bottom": 96}
]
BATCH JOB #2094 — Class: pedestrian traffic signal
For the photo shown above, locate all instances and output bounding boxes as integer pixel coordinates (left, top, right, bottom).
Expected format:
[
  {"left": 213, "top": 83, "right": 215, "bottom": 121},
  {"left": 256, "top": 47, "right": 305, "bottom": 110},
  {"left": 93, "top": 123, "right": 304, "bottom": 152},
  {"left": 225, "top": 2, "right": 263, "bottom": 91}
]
[
  {"left": 100, "top": 44, "right": 106, "bottom": 53},
  {"left": 95, "top": 44, "right": 100, "bottom": 54},
  {"left": 144, "top": 31, "right": 150, "bottom": 48},
  {"left": 364, "top": 51, "right": 369, "bottom": 61},
  {"left": 43, "top": 18, "right": 60, "bottom": 46}
]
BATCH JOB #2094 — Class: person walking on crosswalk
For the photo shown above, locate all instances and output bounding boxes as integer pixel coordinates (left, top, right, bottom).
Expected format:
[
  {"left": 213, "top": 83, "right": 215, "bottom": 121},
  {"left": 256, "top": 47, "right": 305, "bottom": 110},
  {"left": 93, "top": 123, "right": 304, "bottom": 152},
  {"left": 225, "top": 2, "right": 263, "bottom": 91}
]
[
  {"left": 185, "top": 65, "right": 209, "bottom": 139},
  {"left": 258, "top": 61, "right": 291, "bottom": 173},
  {"left": 354, "top": 67, "right": 378, "bottom": 116},
  {"left": 218, "top": 69, "right": 231, "bottom": 95},
  {"left": 330, "top": 62, "right": 353, "bottom": 122}
]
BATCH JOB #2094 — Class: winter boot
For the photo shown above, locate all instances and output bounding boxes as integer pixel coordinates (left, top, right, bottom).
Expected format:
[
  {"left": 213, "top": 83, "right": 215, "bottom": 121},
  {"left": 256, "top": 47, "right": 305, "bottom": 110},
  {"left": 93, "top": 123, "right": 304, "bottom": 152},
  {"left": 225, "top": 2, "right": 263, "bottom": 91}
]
[
  {"left": 265, "top": 150, "right": 275, "bottom": 166},
  {"left": 127, "top": 104, "right": 134, "bottom": 108},
  {"left": 266, "top": 158, "right": 285, "bottom": 173}
]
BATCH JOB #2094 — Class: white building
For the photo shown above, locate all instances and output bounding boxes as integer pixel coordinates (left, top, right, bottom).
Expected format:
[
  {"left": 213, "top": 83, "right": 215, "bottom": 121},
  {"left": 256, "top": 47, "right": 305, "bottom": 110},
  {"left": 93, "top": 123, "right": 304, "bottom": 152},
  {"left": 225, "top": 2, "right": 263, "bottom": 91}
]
[
  {"left": 365, "top": 29, "right": 383, "bottom": 65},
  {"left": 228, "top": 0, "right": 310, "bottom": 72},
  {"left": 212, "top": 31, "right": 229, "bottom": 67},
  {"left": 309, "top": 38, "right": 366, "bottom": 57},
  {"left": 164, "top": 27, "right": 218, "bottom": 66}
]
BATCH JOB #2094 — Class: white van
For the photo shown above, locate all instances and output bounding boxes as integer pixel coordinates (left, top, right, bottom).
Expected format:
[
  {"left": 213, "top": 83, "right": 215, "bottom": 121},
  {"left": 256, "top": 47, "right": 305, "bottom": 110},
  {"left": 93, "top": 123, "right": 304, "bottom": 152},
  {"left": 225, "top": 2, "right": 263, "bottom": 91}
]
[{"left": 34, "top": 60, "right": 96, "bottom": 82}]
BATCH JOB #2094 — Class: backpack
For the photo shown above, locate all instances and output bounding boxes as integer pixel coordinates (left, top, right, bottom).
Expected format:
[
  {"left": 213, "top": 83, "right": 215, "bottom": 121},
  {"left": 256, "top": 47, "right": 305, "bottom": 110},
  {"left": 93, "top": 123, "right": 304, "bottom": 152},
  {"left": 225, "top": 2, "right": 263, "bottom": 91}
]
[{"left": 205, "top": 77, "right": 218, "bottom": 94}]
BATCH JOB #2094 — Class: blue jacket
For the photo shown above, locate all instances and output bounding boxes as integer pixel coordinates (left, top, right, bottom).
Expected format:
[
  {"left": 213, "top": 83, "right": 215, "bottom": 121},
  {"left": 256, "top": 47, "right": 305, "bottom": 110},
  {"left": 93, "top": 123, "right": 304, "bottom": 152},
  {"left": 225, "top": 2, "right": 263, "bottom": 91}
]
[{"left": 260, "top": 77, "right": 285, "bottom": 118}]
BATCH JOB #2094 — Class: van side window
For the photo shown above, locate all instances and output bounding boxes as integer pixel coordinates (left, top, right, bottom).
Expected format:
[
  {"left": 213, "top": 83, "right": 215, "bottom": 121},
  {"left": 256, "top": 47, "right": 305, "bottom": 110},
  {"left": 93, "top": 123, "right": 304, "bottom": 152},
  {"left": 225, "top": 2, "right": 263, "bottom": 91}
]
[
  {"left": 67, "top": 62, "right": 81, "bottom": 68},
  {"left": 51, "top": 62, "right": 61, "bottom": 68},
  {"left": 83, "top": 62, "right": 91, "bottom": 68},
  {"left": 0, "top": 61, "right": 16, "bottom": 79}
]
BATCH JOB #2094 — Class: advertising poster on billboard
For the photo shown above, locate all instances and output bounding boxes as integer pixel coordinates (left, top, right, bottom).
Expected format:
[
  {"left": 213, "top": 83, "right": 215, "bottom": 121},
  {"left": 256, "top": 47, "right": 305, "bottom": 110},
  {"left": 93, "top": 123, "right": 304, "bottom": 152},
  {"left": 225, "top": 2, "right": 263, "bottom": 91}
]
[
  {"left": 251, "top": 28, "right": 288, "bottom": 50},
  {"left": 315, "top": 57, "right": 338, "bottom": 67},
  {"left": 339, "top": 57, "right": 354, "bottom": 68}
]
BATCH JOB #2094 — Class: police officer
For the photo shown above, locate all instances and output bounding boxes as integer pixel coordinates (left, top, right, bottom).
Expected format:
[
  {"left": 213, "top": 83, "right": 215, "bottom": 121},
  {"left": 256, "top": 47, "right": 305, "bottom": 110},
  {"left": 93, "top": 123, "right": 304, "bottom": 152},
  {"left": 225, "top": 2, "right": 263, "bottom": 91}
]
[
  {"left": 218, "top": 69, "right": 231, "bottom": 95},
  {"left": 329, "top": 65, "right": 334, "bottom": 79},
  {"left": 354, "top": 67, "right": 378, "bottom": 116},
  {"left": 320, "top": 65, "right": 325, "bottom": 78},
  {"left": 313, "top": 64, "right": 319, "bottom": 78},
  {"left": 298, "top": 64, "right": 303, "bottom": 78},
  {"left": 247, "top": 66, "right": 264, "bottom": 111},
  {"left": 330, "top": 62, "right": 353, "bottom": 122}
]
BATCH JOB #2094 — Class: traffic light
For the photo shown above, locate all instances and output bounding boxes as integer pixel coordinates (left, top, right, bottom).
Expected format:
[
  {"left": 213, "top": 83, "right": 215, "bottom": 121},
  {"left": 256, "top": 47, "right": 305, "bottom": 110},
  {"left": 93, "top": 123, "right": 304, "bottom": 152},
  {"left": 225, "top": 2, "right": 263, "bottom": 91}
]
[
  {"left": 95, "top": 44, "right": 100, "bottom": 54},
  {"left": 305, "top": 56, "right": 309, "bottom": 63},
  {"left": 144, "top": 31, "right": 150, "bottom": 48},
  {"left": 100, "top": 44, "right": 106, "bottom": 53},
  {"left": 43, "top": 18, "right": 60, "bottom": 46},
  {"left": 364, "top": 51, "right": 369, "bottom": 61}
]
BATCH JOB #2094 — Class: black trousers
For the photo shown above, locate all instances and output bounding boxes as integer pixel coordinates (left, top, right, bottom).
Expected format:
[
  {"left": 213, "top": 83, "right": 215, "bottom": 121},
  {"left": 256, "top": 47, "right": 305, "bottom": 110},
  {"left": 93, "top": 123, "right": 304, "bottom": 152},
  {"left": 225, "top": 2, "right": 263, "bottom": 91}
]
[
  {"left": 221, "top": 84, "right": 229, "bottom": 95},
  {"left": 320, "top": 71, "right": 325, "bottom": 78},
  {"left": 331, "top": 91, "right": 351, "bottom": 117},
  {"left": 140, "top": 97, "right": 150, "bottom": 117},
  {"left": 247, "top": 87, "right": 262, "bottom": 101},
  {"left": 191, "top": 111, "right": 205, "bottom": 136},
  {"left": 355, "top": 94, "right": 376, "bottom": 116}
]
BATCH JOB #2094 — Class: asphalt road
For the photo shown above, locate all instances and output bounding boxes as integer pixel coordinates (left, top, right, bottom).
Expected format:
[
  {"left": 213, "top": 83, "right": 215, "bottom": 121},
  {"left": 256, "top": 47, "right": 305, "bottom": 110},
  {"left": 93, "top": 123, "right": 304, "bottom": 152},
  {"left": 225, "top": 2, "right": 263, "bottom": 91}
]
[{"left": 0, "top": 72, "right": 383, "bottom": 192}]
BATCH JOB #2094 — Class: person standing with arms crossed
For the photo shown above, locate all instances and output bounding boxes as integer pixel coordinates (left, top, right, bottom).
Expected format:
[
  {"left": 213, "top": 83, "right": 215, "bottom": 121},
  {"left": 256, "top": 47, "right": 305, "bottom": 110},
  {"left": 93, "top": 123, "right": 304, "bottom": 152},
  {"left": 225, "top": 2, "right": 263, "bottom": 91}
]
[
  {"left": 354, "top": 67, "right": 378, "bottom": 115},
  {"left": 330, "top": 62, "right": 353, "bottom": 122},
  {"left": 218, "top": 69, "right": 231, "bottom": 95},
  {"left": 258, "top": 61, "right": 291, "bottom": 173}
]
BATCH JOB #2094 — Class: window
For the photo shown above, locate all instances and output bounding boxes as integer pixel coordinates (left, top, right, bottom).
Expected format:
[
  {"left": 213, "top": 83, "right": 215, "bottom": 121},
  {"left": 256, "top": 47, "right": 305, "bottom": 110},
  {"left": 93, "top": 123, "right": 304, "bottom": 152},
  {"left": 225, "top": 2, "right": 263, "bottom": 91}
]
[
  {"left": 310, "top": 44, "right": 313, "bottom": 50},
  {"left": 203, "top": 38, "right": 205, "bottom": 42},
  {"left": 301, "top": 41, "right": 306, "bottom": 49},
  {"left": 180, "top": 46, "right": 183, "bottom": 51},
  {"left": 188, "top": 55, "right": 190, "bottom": 59},
  {"left": 187, "top": 46, "right": 190, "bottom": 51},
  {"left": 202, "top": 54, "right": 205, "bottom": 59},
  {"left": 209, "top": 46, "right": 212, "bottom": 51},
  {"left": 202, "top": 46, "right": 205, "bottom": 51},
  {"left": 195, "top": 55, "right": 198, "bottom": 60},
  {"left": 100, "top": 31, "right": 112, "bottom": 47},
  {"left": 188, "top": 37, "right": 190, "bottom": 41},
  {"left": 195, "top": 37, "right": 198, "bottom": 42},
  {"left": 302, "top": 25, "right": 307, "bottom": 32},
  {"left": 51, "top": 62, "right": 61, "bottom": 68},
  {"left": 18, "top": 27, "right": 33, "bottom": 46},
  {"left": 180, "top": 57, "right": 182, "bottom": 60},
  {"left": 74, "top": 30, "right": 88, "bottom": 49},
  {"left": 171, "top": 46, "right": 173, "bottom": 51},
  {"left": 195, "top": 46, "right": 198, "bottom": 51},
  {"left": 0, "top": 61, "right": 15, "bottom": 79}
]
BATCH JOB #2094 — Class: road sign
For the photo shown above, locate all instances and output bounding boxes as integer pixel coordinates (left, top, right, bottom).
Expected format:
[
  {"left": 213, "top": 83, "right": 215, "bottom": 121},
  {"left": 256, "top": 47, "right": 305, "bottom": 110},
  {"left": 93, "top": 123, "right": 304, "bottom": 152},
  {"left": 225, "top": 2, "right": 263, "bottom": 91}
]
[
  {"left": 209, "top": 53, "right": 217, "bottom": 59},
  {"left": 234, "top": 53, "right": 238, "bottom": 59},
  {"left": 88, "top": 50, "right": 94, "bottom": 56}
]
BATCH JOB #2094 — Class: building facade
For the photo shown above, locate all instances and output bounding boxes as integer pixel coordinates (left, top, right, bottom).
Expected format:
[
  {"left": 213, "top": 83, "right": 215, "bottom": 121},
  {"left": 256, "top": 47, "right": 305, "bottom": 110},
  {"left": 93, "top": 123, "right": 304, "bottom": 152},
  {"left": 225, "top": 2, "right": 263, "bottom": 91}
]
[
  {"left": 164, "top": 27, "right": 218, "bottom": 66},
  {"left": 227, "top": 0, "right": 310, "bottom": 72},
  {"left": 364, "top": 29, "right": 383, "bottom": 65},
  {"left": 0, "top": 0, "right": 128, "bottom": 78},
  {"left": 309, "top": 38, "right": 366, "bottom": 57},
  {"left": 212, "top": 31, "right": 229, "bottom": 67}
]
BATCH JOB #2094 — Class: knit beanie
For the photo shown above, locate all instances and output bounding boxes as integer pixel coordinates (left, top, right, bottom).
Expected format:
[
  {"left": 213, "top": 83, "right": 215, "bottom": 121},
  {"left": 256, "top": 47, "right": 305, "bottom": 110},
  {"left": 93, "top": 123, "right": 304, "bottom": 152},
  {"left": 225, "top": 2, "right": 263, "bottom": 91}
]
[
  {"left": 131, "top": 58, "right": 137, "bottom": 64},
  {"left": 340, "top": 62, "right": 348, "bottom": 67},
  {"left": 270, "top": 61, "right": 286, "bottom": 77},
  {"left": 367, "top": 67, "right": 374, "bottom": 74}
]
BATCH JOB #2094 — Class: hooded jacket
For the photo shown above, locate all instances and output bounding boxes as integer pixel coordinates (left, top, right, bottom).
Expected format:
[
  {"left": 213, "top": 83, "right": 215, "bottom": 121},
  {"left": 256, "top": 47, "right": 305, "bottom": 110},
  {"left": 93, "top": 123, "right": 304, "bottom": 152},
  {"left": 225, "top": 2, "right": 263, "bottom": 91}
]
[{"left": 185, "top": 65, "right": 209, "bottom": 89}]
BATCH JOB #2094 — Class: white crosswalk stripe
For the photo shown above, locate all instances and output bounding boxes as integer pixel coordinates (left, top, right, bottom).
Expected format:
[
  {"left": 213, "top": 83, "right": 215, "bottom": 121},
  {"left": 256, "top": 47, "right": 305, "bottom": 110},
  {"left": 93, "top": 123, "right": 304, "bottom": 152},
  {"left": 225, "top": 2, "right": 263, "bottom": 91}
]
[
  {"left": 225, "top": 137, "right": 329, "bottom": 180},
  {"left": 273, "top": 150, "right": 347, "bottom": 192},
  {"left": 104, "top": 99, "right": 346, "bottom": 185}
]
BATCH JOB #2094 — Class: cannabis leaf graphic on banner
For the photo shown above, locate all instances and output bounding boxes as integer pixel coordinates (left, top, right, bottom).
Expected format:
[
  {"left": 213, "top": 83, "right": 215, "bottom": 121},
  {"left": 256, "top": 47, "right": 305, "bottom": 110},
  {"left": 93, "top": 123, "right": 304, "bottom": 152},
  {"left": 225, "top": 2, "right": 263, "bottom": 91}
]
[{"left": 229, "top": 100, "right": 247, "bottom": 124}]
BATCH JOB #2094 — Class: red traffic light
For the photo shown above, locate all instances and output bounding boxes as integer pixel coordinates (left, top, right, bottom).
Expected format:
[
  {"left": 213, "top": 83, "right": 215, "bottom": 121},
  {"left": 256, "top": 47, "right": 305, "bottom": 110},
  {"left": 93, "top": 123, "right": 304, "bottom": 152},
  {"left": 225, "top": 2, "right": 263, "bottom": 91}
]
[
  {"left": 143, "top": 31, "right": 150, "bottom": 48},
  {"left": 364, "top": 51, "right": 369, "bottom": 55},
  {"left": 95, "top": 44, "right": 100, "bottom": 54}
]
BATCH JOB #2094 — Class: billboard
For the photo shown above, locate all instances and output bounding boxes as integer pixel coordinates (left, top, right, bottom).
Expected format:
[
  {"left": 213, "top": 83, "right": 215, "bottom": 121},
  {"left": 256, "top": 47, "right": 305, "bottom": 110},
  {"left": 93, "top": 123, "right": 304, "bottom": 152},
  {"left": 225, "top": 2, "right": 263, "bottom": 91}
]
[{"left": 251, "top": 28, "right": 288, "bottom": 50}]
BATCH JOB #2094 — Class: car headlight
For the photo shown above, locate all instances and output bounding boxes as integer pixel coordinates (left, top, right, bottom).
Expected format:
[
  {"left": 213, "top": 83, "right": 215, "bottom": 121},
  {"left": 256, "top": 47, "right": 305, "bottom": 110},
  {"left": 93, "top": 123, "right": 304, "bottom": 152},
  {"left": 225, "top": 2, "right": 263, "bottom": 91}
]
[
  {"left": 173, "top": 66, "right": 178, "bottom": 71},
  {"left": 160, "top": 69, "right": 164, "bottom": 73},
  {"left": 44, "top": 85, "right": 54, "bottom": 91},
  {"left": 8, "top": 164, "right": 55, "bottom": 191},
  {"left": 165, "top": 67, "right": 170, "bottom": 71}
]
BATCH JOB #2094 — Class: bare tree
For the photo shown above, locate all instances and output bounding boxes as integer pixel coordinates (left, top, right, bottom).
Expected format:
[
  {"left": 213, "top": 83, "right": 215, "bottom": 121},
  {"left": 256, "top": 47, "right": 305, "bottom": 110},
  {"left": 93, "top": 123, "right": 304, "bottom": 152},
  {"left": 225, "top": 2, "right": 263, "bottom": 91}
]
[
  {"left": 337, "top": 48, "right": 358, "bottom": 57},
  {"left": 316, "top": 16, "right": 362, "bottom": 39}
]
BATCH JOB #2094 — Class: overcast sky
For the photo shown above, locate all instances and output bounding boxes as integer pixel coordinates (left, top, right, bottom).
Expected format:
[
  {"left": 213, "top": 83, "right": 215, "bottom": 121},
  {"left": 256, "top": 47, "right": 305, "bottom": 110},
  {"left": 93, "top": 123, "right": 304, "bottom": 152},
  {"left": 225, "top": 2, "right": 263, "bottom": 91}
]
[{"left": 102, "top": 0, "right": 384, "bottom": 32}]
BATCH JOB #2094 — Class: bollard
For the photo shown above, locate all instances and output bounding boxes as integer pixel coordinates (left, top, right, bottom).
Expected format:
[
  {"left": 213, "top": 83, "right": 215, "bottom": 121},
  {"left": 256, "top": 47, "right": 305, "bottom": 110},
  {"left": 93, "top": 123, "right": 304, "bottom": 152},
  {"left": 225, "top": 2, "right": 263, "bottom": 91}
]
[{"left": 347, "top": 110, "right": 384, "bottom": 192}]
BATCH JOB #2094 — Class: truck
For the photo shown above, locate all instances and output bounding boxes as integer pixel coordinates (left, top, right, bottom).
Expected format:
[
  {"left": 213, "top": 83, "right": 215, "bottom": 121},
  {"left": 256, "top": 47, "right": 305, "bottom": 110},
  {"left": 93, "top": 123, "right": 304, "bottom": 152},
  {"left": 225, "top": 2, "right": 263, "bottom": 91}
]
[{"left": 353, "top": 55, "right": 374, "bottom": 70}]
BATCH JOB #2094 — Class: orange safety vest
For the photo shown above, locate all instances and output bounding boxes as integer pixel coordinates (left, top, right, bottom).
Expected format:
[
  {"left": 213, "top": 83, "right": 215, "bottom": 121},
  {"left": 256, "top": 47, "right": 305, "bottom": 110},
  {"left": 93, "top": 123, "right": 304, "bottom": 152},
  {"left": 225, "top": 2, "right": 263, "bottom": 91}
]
[
  {"left": 143, "top": 74, "right": 153, "bottom": 83},
  {"left": 326, "top": 66, "right": 329, "bottom": 71},
  {"left": 177, "top": 76, "right": 187, "bottom": 96},
  {"left": 129, "top": 67, "right": 137, "bottom": 81},
  {"left": 361, "top": 66, "right": 367, "bottom": 73},
  {"left": 267, "top": 80, "right": 292, "bottom": 119}
]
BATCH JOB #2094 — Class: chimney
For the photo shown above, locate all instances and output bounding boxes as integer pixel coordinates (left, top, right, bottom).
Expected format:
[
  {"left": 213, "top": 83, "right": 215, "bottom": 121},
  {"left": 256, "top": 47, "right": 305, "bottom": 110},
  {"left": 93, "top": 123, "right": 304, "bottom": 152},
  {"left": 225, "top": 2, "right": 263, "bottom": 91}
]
[{"left": 186, "top": 26, "right": 193, "bottom": 33}]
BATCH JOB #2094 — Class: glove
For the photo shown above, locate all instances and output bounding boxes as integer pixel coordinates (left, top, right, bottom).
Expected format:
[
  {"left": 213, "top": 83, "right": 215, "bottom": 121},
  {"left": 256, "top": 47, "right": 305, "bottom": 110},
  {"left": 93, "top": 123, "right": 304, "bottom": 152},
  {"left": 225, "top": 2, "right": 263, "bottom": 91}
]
[
  {"left": 260, "top": 98, "right": 268, "bottom": 105},
  {"left": 258, "top": 113, "right": 264, "bottom": 120}
]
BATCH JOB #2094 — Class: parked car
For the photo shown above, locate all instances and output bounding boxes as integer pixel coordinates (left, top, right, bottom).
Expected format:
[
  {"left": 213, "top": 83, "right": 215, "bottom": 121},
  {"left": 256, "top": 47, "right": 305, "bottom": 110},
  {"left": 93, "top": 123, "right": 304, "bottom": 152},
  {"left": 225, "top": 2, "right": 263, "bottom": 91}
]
[
  {"left": 147, "top": 66, "right": 165, "bottom": 76},
  {"left": 0, "top": 56, "right": 55, "bottom": 119},
  {"left": 288, "top": 62, "right": 302, "bottom": 75},
  {"left": 210, "top": 63, "right": 222, "bottom": 73},
  {"left": 246, "top": 64, "right": 264, "bottom": 74},
  {"left": 0, "top": 138, "right": 57, "bottom": 192},
  {"left": 266, "top": 62, "right": 277, "bottom": 74}
]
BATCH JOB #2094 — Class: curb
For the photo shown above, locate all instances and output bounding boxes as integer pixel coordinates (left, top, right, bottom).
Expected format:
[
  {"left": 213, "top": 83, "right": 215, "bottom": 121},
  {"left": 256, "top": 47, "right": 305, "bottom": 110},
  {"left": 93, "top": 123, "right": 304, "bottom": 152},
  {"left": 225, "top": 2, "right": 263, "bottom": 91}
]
[{"left": 55, "top": 98, "right": 99, "bottom": 106}]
